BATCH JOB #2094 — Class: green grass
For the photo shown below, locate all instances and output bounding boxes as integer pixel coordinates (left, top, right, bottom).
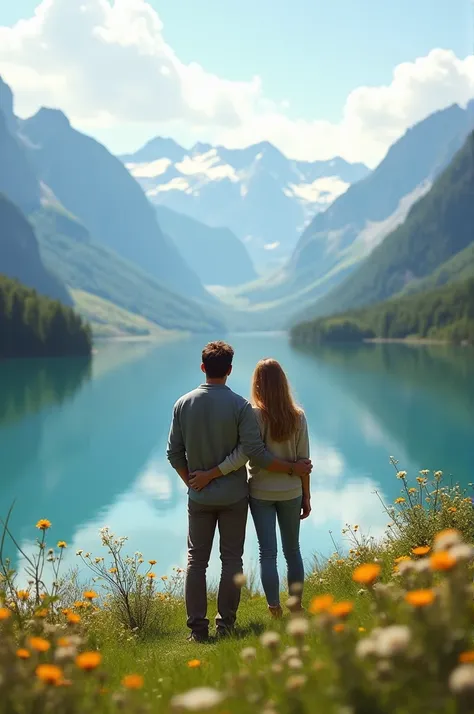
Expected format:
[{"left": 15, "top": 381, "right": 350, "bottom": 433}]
[{"left": 70, "top": 289, "right": 184, "bottom": 340}]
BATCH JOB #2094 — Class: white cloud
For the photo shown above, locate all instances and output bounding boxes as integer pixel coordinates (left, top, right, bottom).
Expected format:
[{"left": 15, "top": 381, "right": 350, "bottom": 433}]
[{"left": 1, "top": 0, "right": 474, "bottom": 167}]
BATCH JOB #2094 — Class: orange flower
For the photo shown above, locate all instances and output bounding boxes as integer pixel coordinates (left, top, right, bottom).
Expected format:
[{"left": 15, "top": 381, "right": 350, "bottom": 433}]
[
  {"left": 394, "top": 556, "right": 411, "bottom": 564},
  {"left": 147, "top": 573, "right": 156, "bottom": 579},
  {"left": 405, "top": 589, "right": 435, "bottom": 607},
  {"left": 352, "top": 563, "right": 381, "bottom": 585},
  {"left": 122, "top": 674, "right": 144, "bottom": 689},
  {"left": 187, "top": 659, "right": 202, "bottom": 669},
  {"left": 412, "top": 546, "right": 431, "bottom": 556},
  {"left": 74, "top": 601, "right": 86, "bottom": 609},
  {"left": 36, "top": 519, "right": 52, "bottom": 531},
  {"left": 57, "top": 637, "right": 70, "bottom": 647},
  {"left": 35, "top": 609, "right": 48, "bottom": 618},
  {"left": 309, "top": 594, "right": 334, "bottom": 614},
  {"left": 29, "top": 637, "right": 50, "bottom": 653},
  {"left": 17, "top": 590, "right": 30, "bottom": 601},
  {"left": 333, "top": 623, "right": 345, "bottom": 633},
  {"left": 62, "top": 609, "right": 70, "bottom": 616},
  {"left": 0, "top": 607, "right": 11, "bottom": 620},
  {"left": 16, "top": 649, "right": 31, "bottom": 659},
  {"left": 448, "top": 507, "right": 457, "bottom": 513},
  {"left": 459, "top": 651, "right": 474, "bottom": 664},
  {"left": 434, "top": 528, "right": 460, "bottom": 543},
  {"left": 67, "top": 612, "right": 81, "bottom": 625},
  {"left": 329, "top": 601, "right": 353, "bottom": 619},
  {"left": 36, "top": 664, "right": 62, "bottom": 685},
  {"left": 76, "top": 651, "right": 102, "bottom": 671},
  {"left": 148, "top": 560, "right": 157, "bottom": 565},
  {"left": 430, "top": 551, "right": 456, "bottom": 571},
  {"left": 83, "top": 591, "right": 98, "bottom": 601}
]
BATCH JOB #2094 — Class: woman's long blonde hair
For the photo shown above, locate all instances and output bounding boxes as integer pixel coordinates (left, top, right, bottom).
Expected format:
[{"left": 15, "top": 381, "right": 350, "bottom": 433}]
[{"left": 251, "top": 358, "right": 302, "bottom": 442}]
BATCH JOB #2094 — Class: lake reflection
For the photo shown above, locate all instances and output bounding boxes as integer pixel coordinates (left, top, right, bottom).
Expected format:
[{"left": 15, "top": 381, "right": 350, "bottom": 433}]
[{"left": 1, "top": 337, "right": 473, "bottom": 580}]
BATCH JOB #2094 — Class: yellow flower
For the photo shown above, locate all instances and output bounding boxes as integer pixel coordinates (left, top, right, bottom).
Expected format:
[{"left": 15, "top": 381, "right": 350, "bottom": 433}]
[
  {"left": 329, "top": 601, "right": 353, "bottom": 619},
  {"left": 459, "top": 651, "right": 474, "bottom": 664},
  {"left": 395, "top": 497, "right": 406, "bottom": 504},
  {"left": 83, "top": 591, "right": 98, "bottom": 600},
  {"left": 394, "top": 556, "right": 411, "bottom": 564},
  {"left": 309, "top": 594, "right": 334, "bottom": 614},
  {"left": 353, "top": 525, "right": 359, "bottom": 531},
  {"left": 397, "top": 471, "right": 407, "bottom": 479},
  {"left": 147, "top": 572, "right": 156, "bottom": 579},
  {"left": 76, "top": 651, "right": 102, "bottom": 671},
  {"left": 57, "top": 541, "right": 67, "bottom": 549},
  {"left": 352, "top": 563, "right": 381, "bottom": 585},
  {"left": 16, "top": 648, "right": 31, "bottom": 659},
  {"left": 430, "top": 551, "right": 456, "bottom": 571},
  {"left": 36, "top": 519, "right": 52, "bottom": 531},
  {"left": 434, "top": 471, "right": 443, "bottom": 479},
  {"left": 122, "top": 674, "right": 144, "bottom": 689},
  {"left": 148, "top": 560, "right": 157, "bottom": 565},
  {"left": 417, "top": 476, "right": 427, "bottom": 484},
  {"left": 17, "top": 590, "right": 30, "bottom": 601},
  {"left": 0, "top": 607, "right": 11, "bottom": 620},
  {"left": 108, "top": 568, "right": 118, "bottom": 574},
  {"left": 408, "top": 488, "right": 417, "bottom": 495},
  {"left": 336, "top": 559, "right": 345, "bottom": 565},
  {"left": 187, "top": 659, "right": 202, "bottom": 669},
  {"left": 333, "top": 623, "right": 345, "bottom": 633},
  {"left": 405, "top": 589, "right": 435, "bottom": 607},
  {"left": 358, "top": 627, "right": 366, "bottom": 633},
  {"left": 412, "top": 546, "right": 431, "bottom": 556},
  {"left": 67, "top": 612, "right": 81, "bottom": 625},
  {"left": 29, "top": 637, "right": 51, "bottom": 653},
  {"left": 74, "top": 601, "right": 86, "bottom": 609},
  {"left": 161, "top": 576, "right": 168, "bottom": 581},
  {"left": 36, "top": 664, "right": 63, "bottom": 686}
]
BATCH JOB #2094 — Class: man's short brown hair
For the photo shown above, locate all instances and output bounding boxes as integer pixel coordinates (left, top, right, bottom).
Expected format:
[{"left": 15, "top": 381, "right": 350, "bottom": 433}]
[{"left": 202, "top": 341, "right": 234, "bottom": 378}]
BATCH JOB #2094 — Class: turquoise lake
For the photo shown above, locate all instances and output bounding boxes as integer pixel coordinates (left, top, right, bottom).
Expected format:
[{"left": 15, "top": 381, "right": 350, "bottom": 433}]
[{"left": 1, "top": 335, "right": 473, "bottom": 581}]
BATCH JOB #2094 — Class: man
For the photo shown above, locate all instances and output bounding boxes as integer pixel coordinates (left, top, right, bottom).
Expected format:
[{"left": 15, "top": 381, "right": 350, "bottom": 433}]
[{"left": 166, "top": 341, "right": 312, "bottom": 642}]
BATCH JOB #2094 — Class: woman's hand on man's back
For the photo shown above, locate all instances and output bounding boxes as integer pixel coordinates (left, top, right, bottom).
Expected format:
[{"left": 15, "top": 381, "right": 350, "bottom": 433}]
[{"left": 294, "top": 459, "right": 312, "bottom": 476}]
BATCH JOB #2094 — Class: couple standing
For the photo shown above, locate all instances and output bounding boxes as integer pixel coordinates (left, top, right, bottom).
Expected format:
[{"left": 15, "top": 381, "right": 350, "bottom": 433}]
[{"left": 166, "top": 341, "right": 312, "bottom": 641}]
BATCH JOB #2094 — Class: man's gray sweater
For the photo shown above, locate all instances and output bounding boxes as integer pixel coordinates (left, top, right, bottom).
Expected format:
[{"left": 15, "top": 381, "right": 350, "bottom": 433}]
[{"left": 166, "top": 383, "right": 273, "bottom": 505}]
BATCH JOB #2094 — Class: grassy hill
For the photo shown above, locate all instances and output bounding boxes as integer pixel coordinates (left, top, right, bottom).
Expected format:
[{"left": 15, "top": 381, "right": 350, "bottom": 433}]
[
  {"left": 33, "top": 207, "right": 226, "bottom": 334},
  {"left": 71, "top": 290, "right": 182, "bottom": 340}
]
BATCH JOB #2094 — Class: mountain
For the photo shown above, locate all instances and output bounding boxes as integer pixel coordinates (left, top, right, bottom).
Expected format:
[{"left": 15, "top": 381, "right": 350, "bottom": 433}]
[
  {"left": 291, "top": 277, "right": 474, "bottom": 346},
  {"left": 0, "top": 193, "right": 71, "bottom": 305},
  {"left": 121, "top": 139, "right": 370, "bottom": 272},
  {"left": 32, "top": 206, "right": 226, "bottom": 334},
  {"left": 0, "top": 77, "right": 225, "bottom": 334},
  {"left": 298, "top": 127, "right": 474, "bottom": 322},
  {"left": 20, "top": 108, "right": 212, "bottom": 304},
  {"left": 235, "top": 103, "right": 474, "bottom": 322},
  {"left": 154, "top": 205, "right": 257, "bottom": 286}
]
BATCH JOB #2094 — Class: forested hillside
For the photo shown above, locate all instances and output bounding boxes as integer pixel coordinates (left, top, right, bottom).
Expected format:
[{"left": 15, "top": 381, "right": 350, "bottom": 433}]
[
  {"left": 0, "top": 275, "right": 92, "bottom": 359},
  {"left": 291, "top": 278, "right": 474, "bottom": 345}
]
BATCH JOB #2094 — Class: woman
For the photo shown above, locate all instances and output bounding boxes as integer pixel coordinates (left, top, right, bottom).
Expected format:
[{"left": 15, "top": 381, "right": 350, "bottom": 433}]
[{"left": 219, "top": 358, "right": 311, "bottom": 617}]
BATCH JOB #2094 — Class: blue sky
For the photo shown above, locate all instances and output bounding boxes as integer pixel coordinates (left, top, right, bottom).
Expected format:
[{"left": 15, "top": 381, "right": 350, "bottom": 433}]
[{"left": 1, "top": 0, "right": 473, "bottom": 165}]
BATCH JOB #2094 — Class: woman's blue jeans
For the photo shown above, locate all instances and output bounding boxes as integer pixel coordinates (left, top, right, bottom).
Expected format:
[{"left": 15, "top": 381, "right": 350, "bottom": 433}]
[{"left": 249, "top": 496, "right": 304, "bottom": 607}]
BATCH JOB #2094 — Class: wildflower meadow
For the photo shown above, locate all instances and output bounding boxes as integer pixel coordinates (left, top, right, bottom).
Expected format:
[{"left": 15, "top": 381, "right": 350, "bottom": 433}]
[{"left": 1, "top": 464, "right": 474, "bottom": 714}]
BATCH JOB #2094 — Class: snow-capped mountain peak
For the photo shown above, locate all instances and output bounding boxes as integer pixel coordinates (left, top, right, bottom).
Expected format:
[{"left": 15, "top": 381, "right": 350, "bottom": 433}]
[{"left": 121, "top": 139, "right": 370, "bottom": 273}]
